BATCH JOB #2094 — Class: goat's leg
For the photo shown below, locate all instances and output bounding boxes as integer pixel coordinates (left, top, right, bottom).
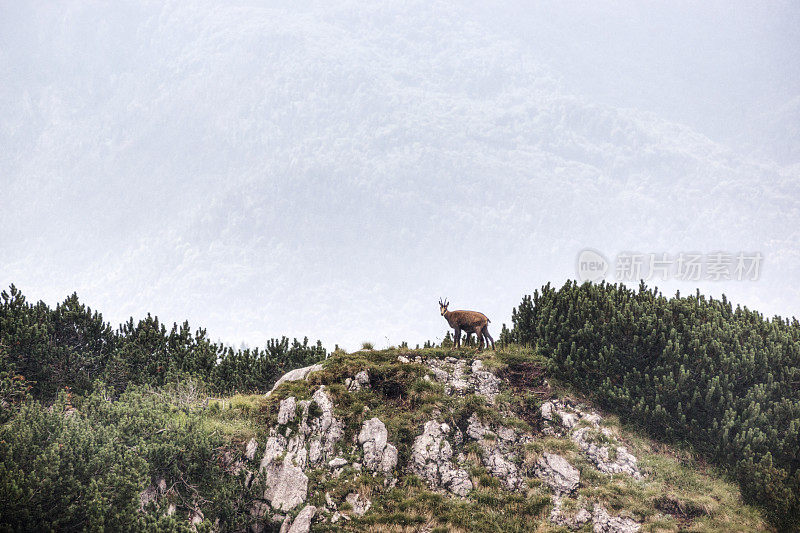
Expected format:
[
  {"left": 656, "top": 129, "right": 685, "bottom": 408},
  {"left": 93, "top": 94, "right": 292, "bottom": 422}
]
[
  {"left": 483, "top": 327, "right": 495, "bottom": 350},
  {"left": 476, "top": 326, "right": 485, "bottom": 351},
  {"left": 453, "top": 327, "right": 461, "bottom": 349}
]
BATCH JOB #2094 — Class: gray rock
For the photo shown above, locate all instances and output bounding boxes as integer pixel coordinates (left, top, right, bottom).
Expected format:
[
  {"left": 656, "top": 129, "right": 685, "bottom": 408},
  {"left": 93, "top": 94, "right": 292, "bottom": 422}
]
[
  {"left": 245, "top": 438, "right": 259, "bottom": 461},
  {"left": 266, "top": 364, "right": 324, "bottom": 397},
  {"left": 426, "top": 358, "right": 501, "bottom": 398},
  {"left": 345, "top": 492, "right": 372, "bottom": 516},
  {"left": 278, "top": 397, "right": 297, "bottom": 425},
  {"left": 496, "top": 426, "right": 516, "bottom": 442},
  {"left": 470, "top": 361, "right": 501, "bottom": 403},
  {"left": 139, "top": 477, "right": 167, "bottom": 511},
  {"left": 541, "top": 399, "right": 581, "bottom": 430},
  {"left": 348, "top": 370, "right": 371, "bottom": 391},
  {"left": 549, "top": 496, "right": 592, "bottom": 530},
  {"left": 307, "top": 387, "right": 345, "bottom": 465},
  {"left": 575, "top": 509, "right": 593, "bottom": 528},
  {"left": 410, "top": 421, "right": 473, "bottom": 497},
  {"left": 264, "top": 460, "right": 308, "bottom": 512},
  {"left": 432, "top": 367, "right": 450, "bottom": 383},
  {"left": 189, "top": 508, "right": 204, "bottom": 525},
  {"left": 572, "top": 428, "right": 642, "bottom": 479},
  {"left": 259, "top": 388, "right": 343, "bottom": 511},
  {"left": 560, "top": 412, "right": 580, "bottom": 429},
  {"left": 535, "top": 453, "right": 580, "bottom": 495},
  {"left": 328, "top": 457, "right": 347, "bottom": 468},
  {"left": 466, "top": 413, "right": 524, "bottom": 490},
  {"left": 466, "top": 412, "right": 490, "bottom": 440},
  {"left": 287, "top": 505, "right": 316, "bottom": 533},
  {"left": 449, "top": 360, "right": 470, "bottom": 393},
  {"left": 483, "top": 446, "right": 524, "bottom": 490},
  {"left": 358, "top": 417, "right": 398, "bottom": 473},
  {"left": 592, "top": 504, "right": 640, "bottom": 533},
  {"left": 583, "top": 412, "right": 603, "bottom": 426},
  {"left": 139, "top": 485, "right": 159, "bottom": 511}
]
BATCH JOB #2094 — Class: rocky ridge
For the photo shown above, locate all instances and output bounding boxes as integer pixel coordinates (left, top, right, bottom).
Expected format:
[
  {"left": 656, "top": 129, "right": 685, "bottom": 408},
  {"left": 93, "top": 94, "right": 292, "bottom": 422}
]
[
  {"left": 138, "top": 348, "right": 768, "bottom": 531},
  {"left": 226, "top": 353, "right": 646, "bottom": 532}
]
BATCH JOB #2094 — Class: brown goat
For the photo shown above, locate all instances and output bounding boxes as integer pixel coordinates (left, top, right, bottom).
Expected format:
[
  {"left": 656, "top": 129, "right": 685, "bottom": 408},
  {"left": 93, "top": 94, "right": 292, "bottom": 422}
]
[{"left": 439, "top": 298, "right": 495, "bottom": 350}]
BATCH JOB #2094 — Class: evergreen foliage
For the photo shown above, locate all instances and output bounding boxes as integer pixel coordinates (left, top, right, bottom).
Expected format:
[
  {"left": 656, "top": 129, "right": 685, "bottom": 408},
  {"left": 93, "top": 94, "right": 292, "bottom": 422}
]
[
  {"left": 0, "top": 384, "right": 254, "bottom": 531},
  {"left": 508, "top": 280, "right": 800, "bottom": 529},
  {"left": 0, "top": 285, "right": 326, "bottom": 399}
]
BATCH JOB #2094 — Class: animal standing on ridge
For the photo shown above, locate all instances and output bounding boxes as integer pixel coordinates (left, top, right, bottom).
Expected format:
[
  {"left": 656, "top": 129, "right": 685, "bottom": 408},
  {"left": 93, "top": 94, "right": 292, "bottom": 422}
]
[{"left": 439, "top": 298, "right": 495, "bottom": 350}]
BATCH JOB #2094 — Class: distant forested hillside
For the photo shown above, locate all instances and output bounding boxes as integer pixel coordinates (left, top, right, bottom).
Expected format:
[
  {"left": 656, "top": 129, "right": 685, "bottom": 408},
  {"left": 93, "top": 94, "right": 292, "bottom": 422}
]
[{"left": 506, "top": 280, "right": 800, "bottom": 529}]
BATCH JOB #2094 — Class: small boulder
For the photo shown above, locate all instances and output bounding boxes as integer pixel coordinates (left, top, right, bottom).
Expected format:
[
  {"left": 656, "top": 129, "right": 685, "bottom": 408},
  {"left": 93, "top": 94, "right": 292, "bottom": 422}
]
[
  {"left": 410, "top": 421, "right": 473, "bottom": 497},
  {"left": 550, "top": 497, "right": 592, "bottom": 530},
  {"left": 245, "top": 438, "right": 259, "bottom": 461},
  {"left": 266, "top": 364, "right": 323, "bottom": 397},
  {"left": 277, "top": 397, "right": 297, "bottom": 425},
  {"left": 265, "top": 461, "right": 308, "bottom": 512},
  {"left": 287, "top": 505, "right": 316, "bottom": 533},
  {"left": 328, "top": 457, "right": 347, "bottom": 468},
  {"left": 592, "top": 504, "right": 641, "bottom": 533},
  {"left": 535, "top": 453, "right": 580, "bottom": 495},
  {"left": 345, "top": 492, "right": 372, "bottom": 516},
  {"left": 541, "top": 401, "right": 556, "bottom": 421},
  {"left": 358, "top": 417, "right": 398, "bottom": 473},
  {"left": 348, "top": 370, "right": 371, "bottom": 391}
]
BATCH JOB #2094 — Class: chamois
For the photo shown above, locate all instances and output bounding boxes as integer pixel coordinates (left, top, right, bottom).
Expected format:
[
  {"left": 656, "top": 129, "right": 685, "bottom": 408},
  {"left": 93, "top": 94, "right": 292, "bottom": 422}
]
[{"left": 439, "top": 298, "right": 495, "bottom": 350}]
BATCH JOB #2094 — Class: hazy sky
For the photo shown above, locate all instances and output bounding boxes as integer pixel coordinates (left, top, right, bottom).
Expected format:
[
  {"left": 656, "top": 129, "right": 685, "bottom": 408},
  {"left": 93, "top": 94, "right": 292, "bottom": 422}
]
[{"left": 2, "top": 0, "right": 799, "bottom": 350}]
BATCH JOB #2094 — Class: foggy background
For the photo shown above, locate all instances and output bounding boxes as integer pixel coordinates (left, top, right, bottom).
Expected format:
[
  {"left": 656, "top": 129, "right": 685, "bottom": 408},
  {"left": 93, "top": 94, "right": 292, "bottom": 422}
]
[{"left": 2, "top": 0, "right": 799, "bottom": 350}]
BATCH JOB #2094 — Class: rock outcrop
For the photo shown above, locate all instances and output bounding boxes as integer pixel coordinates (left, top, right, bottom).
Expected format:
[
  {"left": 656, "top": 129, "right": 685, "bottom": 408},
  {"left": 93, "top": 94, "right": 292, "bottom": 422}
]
[
  {"left": 259, "top": 387, "right": 344, "bottom": 511},
  {"left": 139, "top": 478, "right": 168, "bottom": 511},
  {"left": 244, "top": 355, "right": 650, "bottom": 531},
  {"left": 345, "top": 492, "right": 372, "bottom": 516},
  {"left": 346, "top": 370, "right": 370, "bottom": 392},
  {"left": 417, "top": 356, "right": 501, "bottom": 403},
  {"left": 266, "top": 364, "right": 324, "bottom": 397},
  {"left": 592, "top": 504, "right": 641, "bottom": 533},
  {"left": 537, "top": 399, "right": 643, "bottom": 531},
  {"left": 465, "top": 413, "right": 526, "bottom": 490},
  {"left": 470, "top": 359, "right": 501, "bottom": 403},
  {"left": 245, "top": 438, "right": 259, "bottom": 461},
  {"left": 535, "top": 453, "right": 580, "bottom": 495},
  {"left": 410, "top": 421, "right": 473, "bottom": 497},
  {"left": 541, "top": 399, "right": 643, "bottom": 479},
  {"left": 286, "top": 504, "right": 316, "bottom": 533},
  {"left": 550, "top": 497, "right": 592, "bottom": 530},
  {"left": 572, "top": 427, "right": 642, "bottom": 479},
  {"left": 358, "top": 417, "right": 398, "bottom": 474}
]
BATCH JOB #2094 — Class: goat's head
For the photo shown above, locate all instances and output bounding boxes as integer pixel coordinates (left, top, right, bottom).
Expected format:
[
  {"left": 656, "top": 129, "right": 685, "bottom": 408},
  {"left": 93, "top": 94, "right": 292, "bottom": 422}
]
[{"left": 439, "top": 298, "right": 449, "bottom": 316}]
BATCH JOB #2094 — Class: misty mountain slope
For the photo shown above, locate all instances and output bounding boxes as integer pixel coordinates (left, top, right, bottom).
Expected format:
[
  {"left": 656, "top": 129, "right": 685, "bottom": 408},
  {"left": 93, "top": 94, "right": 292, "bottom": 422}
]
[{"left": 1, "top": 0, "right": 798, "bottom": 348}]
